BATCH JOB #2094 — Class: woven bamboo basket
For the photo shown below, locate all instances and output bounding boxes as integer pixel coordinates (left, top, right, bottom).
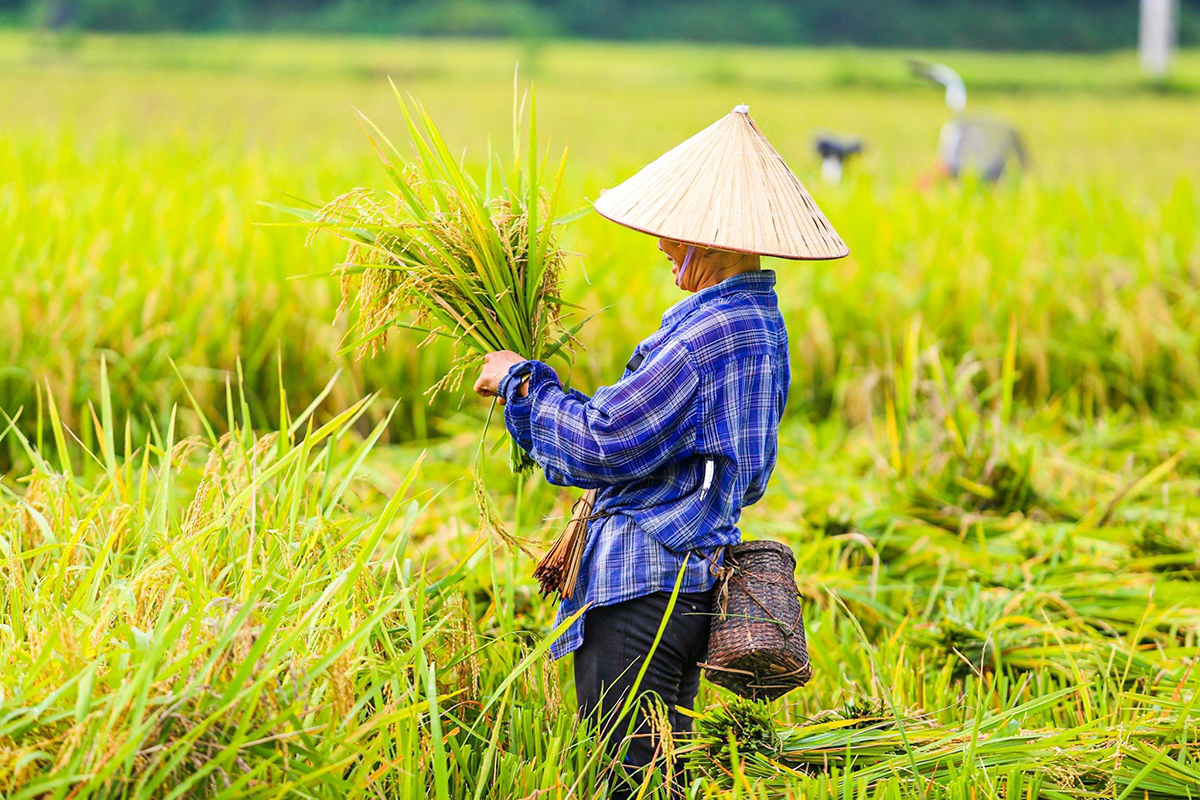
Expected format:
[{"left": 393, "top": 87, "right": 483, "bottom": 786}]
[{"left": 703, "top": 540, "right": 811, "bottom": 701}]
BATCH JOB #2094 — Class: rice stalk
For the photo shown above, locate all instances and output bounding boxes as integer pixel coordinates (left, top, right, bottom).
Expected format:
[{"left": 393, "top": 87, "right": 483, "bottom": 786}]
[{"left": 296, "top": 85, "right": 579, "bottom": 474}]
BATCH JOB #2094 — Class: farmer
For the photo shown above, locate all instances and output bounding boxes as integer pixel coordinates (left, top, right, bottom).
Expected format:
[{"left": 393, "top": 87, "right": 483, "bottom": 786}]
[{"left": 474, "top": 105, "right": 847, "bottom": 796}]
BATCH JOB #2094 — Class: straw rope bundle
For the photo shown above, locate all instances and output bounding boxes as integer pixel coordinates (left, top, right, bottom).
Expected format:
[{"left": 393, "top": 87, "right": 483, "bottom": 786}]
[{"left": 533, "top": 488, "right": 598, "bottom": 599}]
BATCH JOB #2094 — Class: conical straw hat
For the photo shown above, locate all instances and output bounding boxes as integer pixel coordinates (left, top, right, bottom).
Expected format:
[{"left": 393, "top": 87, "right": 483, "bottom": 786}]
[{"left": 594, "top": 105, "right": 848, "bottom": 260}]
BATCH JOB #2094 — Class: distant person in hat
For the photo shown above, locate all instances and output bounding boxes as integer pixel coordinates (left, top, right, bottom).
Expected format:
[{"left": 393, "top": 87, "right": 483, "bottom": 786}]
[{"left": 474, "top": 105, "right": 847, "bottom": 796}]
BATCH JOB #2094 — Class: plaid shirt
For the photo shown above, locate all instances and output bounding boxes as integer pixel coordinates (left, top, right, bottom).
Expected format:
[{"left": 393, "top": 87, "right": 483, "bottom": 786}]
[{"left": 500, "top": 270, "right": 790, "bottom": 659}]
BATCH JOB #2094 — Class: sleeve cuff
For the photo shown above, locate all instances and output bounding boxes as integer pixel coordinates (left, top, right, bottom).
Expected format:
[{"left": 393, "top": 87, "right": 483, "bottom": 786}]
[
  {"left": 498, "top": 361, "right": 532, "bottom": 405},
  {"left": 498, "top": 360, "right": 558, "bottom": 405}
]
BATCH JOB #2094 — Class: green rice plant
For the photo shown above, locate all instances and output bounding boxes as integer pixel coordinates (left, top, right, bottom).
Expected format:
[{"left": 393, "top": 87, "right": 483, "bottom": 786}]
[
  {"left": 289, "top": 83, "right": 580, "bottom": 473},
  {"left": 0, "top": 374, "right": 621, "bottom": 799},
  {"left": 3, "top": 362, "right": 1199, "bottom": 798}
]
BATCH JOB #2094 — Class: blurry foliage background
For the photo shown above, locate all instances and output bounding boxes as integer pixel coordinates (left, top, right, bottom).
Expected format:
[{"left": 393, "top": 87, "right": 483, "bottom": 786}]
[
  {"left": 2, "top": 0, "right": 1200, "bottom": 50},
  {"left": 2, "top": 32, "right": 1198, "bottom": 468}
]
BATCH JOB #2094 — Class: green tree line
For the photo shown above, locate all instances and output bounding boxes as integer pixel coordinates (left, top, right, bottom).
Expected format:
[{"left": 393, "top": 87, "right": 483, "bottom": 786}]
[{"left": 3, "top": 0, "right": 1198, "bottom": 51}]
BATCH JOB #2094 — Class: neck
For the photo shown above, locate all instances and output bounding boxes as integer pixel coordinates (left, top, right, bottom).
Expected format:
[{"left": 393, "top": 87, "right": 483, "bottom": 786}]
[{"left": 687, "top": 250, "right": 761, "bottom": 291}]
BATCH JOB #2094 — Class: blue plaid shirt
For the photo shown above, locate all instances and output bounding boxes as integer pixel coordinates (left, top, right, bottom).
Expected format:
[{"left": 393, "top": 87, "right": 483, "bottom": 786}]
[{"left": 500, "top": 270, "right": 790, "bottom": 659}]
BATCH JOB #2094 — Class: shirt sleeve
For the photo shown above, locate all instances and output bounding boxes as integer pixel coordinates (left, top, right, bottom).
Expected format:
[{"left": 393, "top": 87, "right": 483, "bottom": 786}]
[
  {"left": 499, "top": 361, "right": 537, "bottom": 453},
  {"left": 501, "top": 340, "right": 701, "bottom": 488}
]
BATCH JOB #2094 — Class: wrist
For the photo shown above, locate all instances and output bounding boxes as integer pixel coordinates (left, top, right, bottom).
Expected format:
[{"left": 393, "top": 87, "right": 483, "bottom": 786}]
[
  {"left": 498, "top": 361, "right": 534, "bottom": 404},
  {"left": 498, "top": 359, "right": 561, "bottom": 404}
]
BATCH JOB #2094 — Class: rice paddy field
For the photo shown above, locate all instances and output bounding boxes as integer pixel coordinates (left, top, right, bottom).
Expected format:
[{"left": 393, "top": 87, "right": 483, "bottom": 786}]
[{"left": 2, "top": 31, "right": 1200, "bottom": 798}]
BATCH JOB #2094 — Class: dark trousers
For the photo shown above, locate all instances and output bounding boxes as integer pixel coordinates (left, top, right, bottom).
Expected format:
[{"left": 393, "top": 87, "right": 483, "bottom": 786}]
[{"left": 573, "top": 590, "right": 714, "bottom": 798}]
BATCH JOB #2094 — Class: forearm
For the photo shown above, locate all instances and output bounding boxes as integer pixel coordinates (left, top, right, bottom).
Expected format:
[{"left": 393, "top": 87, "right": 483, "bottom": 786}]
[
  {"left": 501, "top": 347, "right": 699, "bottom": 487},
  {"left": 500, "top": 361, "right": 606, "bottom": 484}
]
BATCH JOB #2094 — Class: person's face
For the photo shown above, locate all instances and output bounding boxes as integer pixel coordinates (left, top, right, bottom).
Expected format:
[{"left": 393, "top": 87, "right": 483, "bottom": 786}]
[{"left": 658, "top": 238, "right": 690, "bottom": 284}]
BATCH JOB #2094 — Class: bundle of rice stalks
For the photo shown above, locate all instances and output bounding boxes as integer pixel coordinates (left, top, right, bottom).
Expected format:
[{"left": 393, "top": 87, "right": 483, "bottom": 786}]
[
  {"left": 684, "top": 696, "right": 782, "bottom": 782},
  {"left": 1130, "top": 521, "right": 1200, "bottom": 578},
  {"left": 770, "top": 686, "right": 1200, "bottom": 792},
  {"left": 288, "top": 83, "right": 583, "bottom": 473},
  {"left": 809, "top": 697, "right": 890, "bottom": 729},
  {"left": 908, "top": 617, "right": 1000, "bottom": 676},
  {"left": 905, "top": 446, "right": 1078, "bottom": 533},
  {"left": 905, "top": 587, "right": 1046, "bottom": 676},
  {"left": 904, "top": 584, "right": 1180, "bottom": 682}
]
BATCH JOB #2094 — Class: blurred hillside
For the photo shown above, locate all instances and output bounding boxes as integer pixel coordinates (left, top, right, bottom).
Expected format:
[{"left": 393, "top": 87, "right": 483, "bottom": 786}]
[{"left": 4, "top": 0, "right": 1199, "bottom": 50}]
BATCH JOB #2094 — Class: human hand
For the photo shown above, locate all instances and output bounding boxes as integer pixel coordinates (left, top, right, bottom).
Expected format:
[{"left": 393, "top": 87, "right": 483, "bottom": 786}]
[{"left": 473, "top": 350, "right": 528, "bottom": 403}]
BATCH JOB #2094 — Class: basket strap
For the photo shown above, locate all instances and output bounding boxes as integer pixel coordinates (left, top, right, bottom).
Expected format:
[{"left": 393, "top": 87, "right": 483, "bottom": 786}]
[{"left": 707, "top": 546, "right": 735, "bottom": 620}]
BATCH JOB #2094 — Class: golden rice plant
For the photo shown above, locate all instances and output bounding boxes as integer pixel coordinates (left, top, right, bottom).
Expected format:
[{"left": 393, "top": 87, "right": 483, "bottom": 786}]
[{"left": 286, "top": 82, "right": 582, "bottom": 472}]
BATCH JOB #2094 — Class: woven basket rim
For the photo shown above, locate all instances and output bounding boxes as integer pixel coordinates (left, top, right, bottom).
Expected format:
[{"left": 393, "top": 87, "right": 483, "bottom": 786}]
[{"left": 730, "top": 540, "right": 796, "bottom": 560}]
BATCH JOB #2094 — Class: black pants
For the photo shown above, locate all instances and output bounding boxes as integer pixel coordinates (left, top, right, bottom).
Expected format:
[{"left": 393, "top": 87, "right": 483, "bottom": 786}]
[{"left": 574, "top": 590, "right": 714, "bottom": 798}]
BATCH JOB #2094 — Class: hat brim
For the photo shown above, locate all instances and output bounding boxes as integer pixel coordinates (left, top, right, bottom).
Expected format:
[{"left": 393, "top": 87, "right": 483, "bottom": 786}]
[{"left": 593, "top": 204, "right": 851, "bottom": 262}]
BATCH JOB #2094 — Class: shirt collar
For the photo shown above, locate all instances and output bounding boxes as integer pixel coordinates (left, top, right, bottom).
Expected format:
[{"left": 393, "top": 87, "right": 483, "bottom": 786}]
[{"left": 660, "top": 270, "right": 777, "bottom": 329}]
